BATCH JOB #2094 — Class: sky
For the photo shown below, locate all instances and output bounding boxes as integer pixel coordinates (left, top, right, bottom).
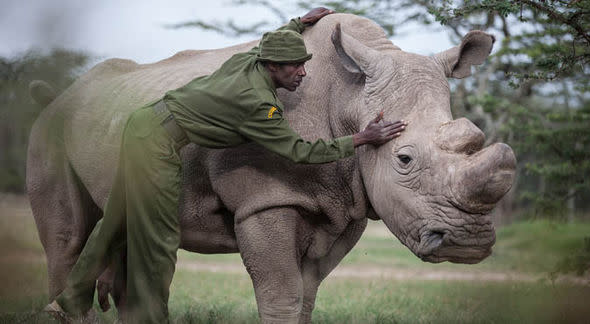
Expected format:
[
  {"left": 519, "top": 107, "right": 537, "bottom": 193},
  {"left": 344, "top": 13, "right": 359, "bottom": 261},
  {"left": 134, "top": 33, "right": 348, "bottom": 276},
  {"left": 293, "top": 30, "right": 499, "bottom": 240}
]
[{"left": 0, "top": 0, "right": 454, "bottom": 65}]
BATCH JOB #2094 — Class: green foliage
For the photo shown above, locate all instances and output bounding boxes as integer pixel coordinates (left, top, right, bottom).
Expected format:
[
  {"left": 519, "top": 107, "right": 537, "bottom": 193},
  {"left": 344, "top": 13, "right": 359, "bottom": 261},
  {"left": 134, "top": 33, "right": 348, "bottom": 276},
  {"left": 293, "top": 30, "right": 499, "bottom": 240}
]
[
  {"left": 0, "top": 49, "right": 90, "bottom": 192},
  {"left": 429, "top": 0, "right": 520, "bottom": 24}
]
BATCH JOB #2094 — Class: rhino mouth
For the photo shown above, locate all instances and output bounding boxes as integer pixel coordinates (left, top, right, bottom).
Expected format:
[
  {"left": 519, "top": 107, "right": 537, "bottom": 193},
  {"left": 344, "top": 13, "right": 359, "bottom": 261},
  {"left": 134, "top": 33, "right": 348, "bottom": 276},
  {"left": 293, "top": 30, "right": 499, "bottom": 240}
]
[
  {"left": 381, "top": 198, "right": 497, "bottom": 264},
  {"left": 413, "top": 216, "right": 495, "bottom": 264}
]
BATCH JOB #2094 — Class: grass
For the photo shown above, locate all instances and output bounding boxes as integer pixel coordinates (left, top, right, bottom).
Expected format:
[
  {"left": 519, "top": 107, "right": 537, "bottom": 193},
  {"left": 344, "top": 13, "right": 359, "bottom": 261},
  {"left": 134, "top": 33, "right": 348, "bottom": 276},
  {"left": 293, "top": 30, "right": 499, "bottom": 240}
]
[
  {"left": 168, "top": 271, "right": 590, "bottom": 324},
  {"left": 1, "top": 193, "right": 589, "bottom": 323}
]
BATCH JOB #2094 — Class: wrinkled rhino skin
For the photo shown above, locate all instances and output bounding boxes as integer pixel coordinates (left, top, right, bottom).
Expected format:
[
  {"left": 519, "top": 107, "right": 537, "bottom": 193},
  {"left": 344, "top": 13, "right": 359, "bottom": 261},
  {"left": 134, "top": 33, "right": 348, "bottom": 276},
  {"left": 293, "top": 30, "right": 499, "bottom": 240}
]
[{"left": 27, "top": 14, "right": 515, "bottom": 323}]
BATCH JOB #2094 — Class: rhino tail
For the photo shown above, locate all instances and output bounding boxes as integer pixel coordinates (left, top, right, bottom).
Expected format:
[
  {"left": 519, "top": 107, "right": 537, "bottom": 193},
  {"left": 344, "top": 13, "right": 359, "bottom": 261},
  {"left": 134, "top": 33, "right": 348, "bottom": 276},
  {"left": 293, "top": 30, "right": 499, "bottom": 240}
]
[{"left": 29, "top": 80, "right": 57, "bottom": 106}]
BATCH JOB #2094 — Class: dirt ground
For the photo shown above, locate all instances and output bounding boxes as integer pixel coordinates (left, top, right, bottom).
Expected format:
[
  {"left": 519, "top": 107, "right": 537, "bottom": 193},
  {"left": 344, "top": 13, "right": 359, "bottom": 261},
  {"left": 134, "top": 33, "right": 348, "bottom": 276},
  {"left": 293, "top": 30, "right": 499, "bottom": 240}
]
[{"left": 175, "top": 260, "right": 590, "bottom": 284}]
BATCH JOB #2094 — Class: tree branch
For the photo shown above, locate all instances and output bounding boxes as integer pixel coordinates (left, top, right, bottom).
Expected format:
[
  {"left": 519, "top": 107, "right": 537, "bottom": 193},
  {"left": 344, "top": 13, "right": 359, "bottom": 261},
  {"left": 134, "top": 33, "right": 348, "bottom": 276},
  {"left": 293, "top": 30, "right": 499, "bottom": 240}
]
[{"left": 518, "top": 0, "right": 590, "bottom": 45}]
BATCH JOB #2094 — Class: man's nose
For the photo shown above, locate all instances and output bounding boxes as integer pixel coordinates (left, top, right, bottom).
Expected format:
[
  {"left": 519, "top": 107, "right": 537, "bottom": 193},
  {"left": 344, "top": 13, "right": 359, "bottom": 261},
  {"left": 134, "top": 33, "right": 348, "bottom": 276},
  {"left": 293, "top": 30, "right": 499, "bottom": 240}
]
[{"left": 298, "top": 66, "right": 306, "bottom": 77}]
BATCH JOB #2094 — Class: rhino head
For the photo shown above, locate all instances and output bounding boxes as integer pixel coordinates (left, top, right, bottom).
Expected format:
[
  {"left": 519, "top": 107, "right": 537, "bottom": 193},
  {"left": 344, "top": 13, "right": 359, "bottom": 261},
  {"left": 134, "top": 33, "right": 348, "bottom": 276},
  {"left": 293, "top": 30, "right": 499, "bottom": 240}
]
[{"left": 331, "top": 23, "right": 516, "bottom": 264}]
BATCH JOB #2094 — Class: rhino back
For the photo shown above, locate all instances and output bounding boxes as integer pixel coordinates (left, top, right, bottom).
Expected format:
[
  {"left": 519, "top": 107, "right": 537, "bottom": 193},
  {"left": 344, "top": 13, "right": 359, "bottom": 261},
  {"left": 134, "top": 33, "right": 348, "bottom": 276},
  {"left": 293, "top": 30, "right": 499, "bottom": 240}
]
[
  {"left": 62, "top": 42, "right": 257, "bottom": 206},
  {"left": 65, "top": 13, "right": 391, "bottom": 209}
]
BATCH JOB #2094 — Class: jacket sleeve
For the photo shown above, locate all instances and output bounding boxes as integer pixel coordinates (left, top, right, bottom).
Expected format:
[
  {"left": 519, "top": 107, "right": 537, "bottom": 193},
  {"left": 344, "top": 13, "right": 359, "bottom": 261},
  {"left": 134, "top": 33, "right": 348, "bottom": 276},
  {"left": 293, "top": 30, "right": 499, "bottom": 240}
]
[
  {"left": 277, "top": 18, "right": 305, "bottom": 34},
  {"left": 238, "top": 104, "right": 355, "bottom": 164}
]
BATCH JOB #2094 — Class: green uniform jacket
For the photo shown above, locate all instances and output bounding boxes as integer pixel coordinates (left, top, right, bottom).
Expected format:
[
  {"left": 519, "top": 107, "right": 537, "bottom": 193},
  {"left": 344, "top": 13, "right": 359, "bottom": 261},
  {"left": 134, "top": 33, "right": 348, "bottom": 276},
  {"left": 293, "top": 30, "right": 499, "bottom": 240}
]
[{"left": 163, "top": 18, "right": 355, "bottom": 164}]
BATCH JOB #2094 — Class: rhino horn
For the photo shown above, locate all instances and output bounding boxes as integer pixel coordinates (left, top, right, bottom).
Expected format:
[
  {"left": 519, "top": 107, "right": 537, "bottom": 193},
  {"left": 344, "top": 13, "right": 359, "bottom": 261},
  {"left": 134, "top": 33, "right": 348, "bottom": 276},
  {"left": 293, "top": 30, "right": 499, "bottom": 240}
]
[
  {"left": 436, "top": 118, "right": 485, "bottom": 154},
  {"left": 433, "top": 30, "right": 495, "bottom": 79},
  {"left": 452, "top": 142, "right": 516, "bottom": 213},
  {"left": 437, "top": 118, "right": 516, "bottom": 213},
  {"left": 331, "top": 23, "right": 381, "bottom": 76}
]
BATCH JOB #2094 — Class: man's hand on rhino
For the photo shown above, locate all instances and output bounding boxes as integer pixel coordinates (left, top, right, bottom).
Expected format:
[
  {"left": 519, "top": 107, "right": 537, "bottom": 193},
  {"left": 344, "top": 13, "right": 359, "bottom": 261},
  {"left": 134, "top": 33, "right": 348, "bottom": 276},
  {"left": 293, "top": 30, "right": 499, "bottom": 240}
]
[
  {"left": 301, "top": 7, "right": 334, "bottom": 25},
  {"left": 353, "top": 112, "right": 408, "bottom": 147}
]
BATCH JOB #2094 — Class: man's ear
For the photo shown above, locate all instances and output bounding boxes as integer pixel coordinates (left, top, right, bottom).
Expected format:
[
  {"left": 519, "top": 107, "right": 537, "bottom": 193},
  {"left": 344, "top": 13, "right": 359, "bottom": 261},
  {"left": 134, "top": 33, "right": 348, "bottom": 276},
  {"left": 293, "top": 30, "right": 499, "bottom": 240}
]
[
  {"left": 433, "top": 30, "right": 495, "bottom": 79},
  {"left": 266, "top": 62, "right": 280, "bottom": 72}
]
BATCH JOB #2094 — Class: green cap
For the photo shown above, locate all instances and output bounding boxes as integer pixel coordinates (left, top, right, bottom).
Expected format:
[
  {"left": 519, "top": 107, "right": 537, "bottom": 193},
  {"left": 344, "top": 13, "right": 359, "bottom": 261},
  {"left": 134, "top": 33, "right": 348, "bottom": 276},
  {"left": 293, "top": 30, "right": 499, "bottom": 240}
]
[{"left": 257, "top": 30, "right": 313, "bottom": 63}]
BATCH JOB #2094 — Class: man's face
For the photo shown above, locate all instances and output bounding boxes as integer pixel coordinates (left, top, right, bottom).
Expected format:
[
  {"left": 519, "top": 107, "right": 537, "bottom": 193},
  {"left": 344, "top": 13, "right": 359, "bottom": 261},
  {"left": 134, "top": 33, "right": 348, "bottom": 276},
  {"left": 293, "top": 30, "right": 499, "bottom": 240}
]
[{"left": 268, "top": 62, "right": 307, "bottom": 92}]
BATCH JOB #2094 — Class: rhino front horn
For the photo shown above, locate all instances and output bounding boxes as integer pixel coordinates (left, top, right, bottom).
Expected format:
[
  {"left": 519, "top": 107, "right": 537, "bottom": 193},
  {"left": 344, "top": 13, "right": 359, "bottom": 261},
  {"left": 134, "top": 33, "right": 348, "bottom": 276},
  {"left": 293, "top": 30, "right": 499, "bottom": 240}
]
[{"left": 452, "top": 143, "right": 516, "bottom": 213}]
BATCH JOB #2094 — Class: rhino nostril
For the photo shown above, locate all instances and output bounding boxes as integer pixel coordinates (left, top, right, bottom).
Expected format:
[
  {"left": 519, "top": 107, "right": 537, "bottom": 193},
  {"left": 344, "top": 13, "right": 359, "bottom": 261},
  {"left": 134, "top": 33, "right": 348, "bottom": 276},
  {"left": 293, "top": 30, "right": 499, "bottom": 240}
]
[
  {"left": 429, "top": 230, "right": 444, "bottom": 246},
  {"left": 416, "top": 230, "right": 444, "bottom": 258},
  {"left": 431, "top": 230, "right": 444, "bottom": 238}
]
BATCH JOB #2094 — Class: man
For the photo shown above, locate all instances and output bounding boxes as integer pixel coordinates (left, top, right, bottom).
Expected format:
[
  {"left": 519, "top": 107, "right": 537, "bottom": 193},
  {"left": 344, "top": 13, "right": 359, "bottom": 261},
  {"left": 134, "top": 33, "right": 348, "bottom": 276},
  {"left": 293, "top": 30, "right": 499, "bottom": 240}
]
[{"left": 45, "top": 7, "right": 407, "bottom": 323}]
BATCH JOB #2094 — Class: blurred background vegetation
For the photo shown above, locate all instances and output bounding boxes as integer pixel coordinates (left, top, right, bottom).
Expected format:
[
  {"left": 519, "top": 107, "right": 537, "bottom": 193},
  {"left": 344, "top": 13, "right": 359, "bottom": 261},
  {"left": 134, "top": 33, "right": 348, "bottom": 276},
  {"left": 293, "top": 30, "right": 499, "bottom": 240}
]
[{"left": 0, "top": 49, "right": 90, "bottom": 191}]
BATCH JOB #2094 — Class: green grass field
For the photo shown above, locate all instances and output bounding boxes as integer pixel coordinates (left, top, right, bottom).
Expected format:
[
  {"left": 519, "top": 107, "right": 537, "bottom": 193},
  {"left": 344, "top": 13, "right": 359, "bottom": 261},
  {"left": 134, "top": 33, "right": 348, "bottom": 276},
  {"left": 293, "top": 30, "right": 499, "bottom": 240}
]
[{"left": 1, "top": 194, "right": 589, "bottom": 323}]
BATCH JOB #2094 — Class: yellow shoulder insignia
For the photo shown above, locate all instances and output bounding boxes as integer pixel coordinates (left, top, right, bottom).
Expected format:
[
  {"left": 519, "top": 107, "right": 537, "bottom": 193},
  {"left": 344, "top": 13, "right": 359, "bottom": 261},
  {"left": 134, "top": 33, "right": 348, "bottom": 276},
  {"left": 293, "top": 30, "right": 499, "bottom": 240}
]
[{"left": 267, "top": 106, "right": 278, "bottom": 119}]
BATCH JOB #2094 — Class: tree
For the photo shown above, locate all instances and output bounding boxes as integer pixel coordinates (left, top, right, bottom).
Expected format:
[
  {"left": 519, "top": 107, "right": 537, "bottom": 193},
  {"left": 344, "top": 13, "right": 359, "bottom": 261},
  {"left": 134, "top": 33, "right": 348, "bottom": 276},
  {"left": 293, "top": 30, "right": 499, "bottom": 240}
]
[{"left": 0, "top": 49, "right": 90, "bottom": 192}]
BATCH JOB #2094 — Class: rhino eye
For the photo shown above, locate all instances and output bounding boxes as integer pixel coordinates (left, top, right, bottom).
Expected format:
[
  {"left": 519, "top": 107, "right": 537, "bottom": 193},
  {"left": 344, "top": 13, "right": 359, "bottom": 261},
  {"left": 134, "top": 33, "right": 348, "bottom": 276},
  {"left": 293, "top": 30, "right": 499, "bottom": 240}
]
[{"left": 398, "top": 154, "right": 412, "bottom": 164}]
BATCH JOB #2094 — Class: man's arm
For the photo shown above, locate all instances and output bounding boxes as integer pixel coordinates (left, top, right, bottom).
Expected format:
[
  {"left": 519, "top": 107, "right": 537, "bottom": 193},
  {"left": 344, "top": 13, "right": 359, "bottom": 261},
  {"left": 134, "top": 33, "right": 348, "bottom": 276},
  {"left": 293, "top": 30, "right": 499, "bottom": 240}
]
[
  {"left": 238, "top": 104, "right": 406, "bottom": 164},
  {"left": 277, "top": 7, "right": 335, "bottom": 34},
  {"left": 300, "top": 7, "right": 335, "bottom": 26},
  {"left": 276, "top": 18, "right": 305, "bottom": 34}
]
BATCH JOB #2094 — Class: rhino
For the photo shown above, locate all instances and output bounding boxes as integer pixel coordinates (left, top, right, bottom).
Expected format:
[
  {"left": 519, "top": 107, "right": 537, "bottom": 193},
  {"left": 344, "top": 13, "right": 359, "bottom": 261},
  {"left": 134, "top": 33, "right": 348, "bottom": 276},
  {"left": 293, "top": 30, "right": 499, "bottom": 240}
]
[{"left": 27, "top": 13, "right": 516, "bottom": 323}]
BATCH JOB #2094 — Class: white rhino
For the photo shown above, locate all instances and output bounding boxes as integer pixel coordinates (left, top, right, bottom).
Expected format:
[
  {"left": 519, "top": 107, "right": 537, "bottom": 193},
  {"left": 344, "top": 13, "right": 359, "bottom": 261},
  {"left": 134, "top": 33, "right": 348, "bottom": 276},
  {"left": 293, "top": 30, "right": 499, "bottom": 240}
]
[{"left": 27, "top": 14, "right": 515, "bottom": 323}]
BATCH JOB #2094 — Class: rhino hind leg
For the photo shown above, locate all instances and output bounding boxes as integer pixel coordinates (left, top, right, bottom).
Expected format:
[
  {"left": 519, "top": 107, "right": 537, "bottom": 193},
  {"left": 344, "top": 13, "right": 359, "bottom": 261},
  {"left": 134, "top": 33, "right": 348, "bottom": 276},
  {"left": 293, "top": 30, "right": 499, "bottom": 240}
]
[{"left": 28, "top": 146, "right": 102, "bottom": 300}]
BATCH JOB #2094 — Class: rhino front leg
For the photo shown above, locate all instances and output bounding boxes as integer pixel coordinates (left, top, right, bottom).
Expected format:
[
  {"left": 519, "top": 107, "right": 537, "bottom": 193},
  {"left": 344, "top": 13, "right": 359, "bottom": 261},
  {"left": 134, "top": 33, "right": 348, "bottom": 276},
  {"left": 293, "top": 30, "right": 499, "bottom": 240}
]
[
  {"left": 235, "top": 207, "right": 304, "bottom": 324},
  {"left": 299, "top": 219, "right": 367, "bottom": 324}
]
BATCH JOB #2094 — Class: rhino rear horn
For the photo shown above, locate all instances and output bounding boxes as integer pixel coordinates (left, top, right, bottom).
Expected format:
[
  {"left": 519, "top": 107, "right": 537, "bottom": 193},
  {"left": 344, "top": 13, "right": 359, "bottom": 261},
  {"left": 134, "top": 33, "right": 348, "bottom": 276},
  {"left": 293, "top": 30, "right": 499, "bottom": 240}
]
[
  {"left": 433, "top": 30, "right": 495, "bottom": 79},
  {"left": 436, "top": 118, "right": 485, "bottom": 154},
  {"left": 331, "top": 23, "right": 380, "bottom": 76}
]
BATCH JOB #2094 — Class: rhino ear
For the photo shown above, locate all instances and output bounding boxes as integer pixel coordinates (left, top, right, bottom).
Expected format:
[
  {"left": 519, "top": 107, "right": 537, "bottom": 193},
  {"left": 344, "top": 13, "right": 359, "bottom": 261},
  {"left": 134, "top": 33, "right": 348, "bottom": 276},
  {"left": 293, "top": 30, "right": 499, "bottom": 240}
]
[
  {"left": 331, "top": 23, "right": 380, "bottom": 76},
  {"left": 433, "top": 30, "right": 495, "bottom": 79}
]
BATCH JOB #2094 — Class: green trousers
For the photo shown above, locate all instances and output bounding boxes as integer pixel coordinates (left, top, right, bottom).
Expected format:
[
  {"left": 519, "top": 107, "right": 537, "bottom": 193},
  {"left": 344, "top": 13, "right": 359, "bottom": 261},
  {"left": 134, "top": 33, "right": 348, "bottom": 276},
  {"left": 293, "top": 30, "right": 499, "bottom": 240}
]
[{"left": 56, "top": 103, "right": 183, "bottom": 323}]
